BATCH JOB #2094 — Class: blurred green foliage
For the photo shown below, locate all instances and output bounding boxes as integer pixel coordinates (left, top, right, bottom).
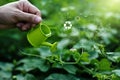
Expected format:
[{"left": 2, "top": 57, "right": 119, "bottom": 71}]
[{"left": 0, "top": 0, "right": 120, "bottom": 80}]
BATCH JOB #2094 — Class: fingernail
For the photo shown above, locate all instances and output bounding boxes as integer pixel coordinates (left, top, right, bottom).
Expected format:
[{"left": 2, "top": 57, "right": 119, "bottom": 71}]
[{"left": 34, "top": 17, "right": 42, "bottom": 23}]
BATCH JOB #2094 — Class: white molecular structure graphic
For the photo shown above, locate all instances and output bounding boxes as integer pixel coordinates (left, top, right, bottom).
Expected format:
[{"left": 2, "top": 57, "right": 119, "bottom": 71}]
[{"left": 64, "top": 21, "right": 72, "bottom": 30}]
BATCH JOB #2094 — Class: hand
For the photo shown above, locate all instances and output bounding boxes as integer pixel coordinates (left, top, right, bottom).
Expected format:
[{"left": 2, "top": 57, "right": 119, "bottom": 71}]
[{"left": 0, "top": 0, "right": 42, "bottom": 31}]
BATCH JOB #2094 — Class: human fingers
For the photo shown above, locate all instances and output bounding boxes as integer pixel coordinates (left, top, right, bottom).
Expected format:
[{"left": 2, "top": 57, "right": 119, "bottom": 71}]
[
  {"left": 16, "top": 11, "right": 42, "bottom": 24},
  {"left": 17, "top": 22, "right": 32, "bottom": 31},
  {"left": 18, "top": 0, "right": 41, "bottom": 16}
]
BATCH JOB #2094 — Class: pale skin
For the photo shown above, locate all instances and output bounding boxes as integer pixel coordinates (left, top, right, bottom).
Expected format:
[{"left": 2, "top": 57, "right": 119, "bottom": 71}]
[{"left": 0, "top": 0, "right": 42, "bottom": 31}]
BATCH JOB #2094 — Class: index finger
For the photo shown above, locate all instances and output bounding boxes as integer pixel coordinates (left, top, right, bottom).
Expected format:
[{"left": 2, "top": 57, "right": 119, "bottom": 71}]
[
  {"left": 18, "top": 0, "right": 41, "bottom": 16},
  {"left": 27, "top": 2, "right": 41, "bottom": 16}
]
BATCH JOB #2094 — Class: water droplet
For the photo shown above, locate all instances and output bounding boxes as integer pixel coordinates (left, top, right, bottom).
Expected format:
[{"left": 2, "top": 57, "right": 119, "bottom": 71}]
[{"left": 75, "top": 16, "right": 80, "bottom": 21}]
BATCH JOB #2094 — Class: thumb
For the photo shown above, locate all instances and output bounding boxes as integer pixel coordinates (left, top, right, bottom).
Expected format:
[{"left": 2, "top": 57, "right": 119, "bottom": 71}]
[{"left": 18, "top": 11, "right": 42, "bottom": 24}]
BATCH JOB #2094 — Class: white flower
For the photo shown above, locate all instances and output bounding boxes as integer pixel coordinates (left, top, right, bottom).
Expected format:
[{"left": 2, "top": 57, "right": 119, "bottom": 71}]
[
  {"left": 87, "top": 24, "right": 97, "bottom": 31},
  {"left": 61, "top": 7, "right": 68, "bottom": 11},
  {"left": 70, "top": 48, "right": 77, "bottom": 52},
  {"left": 64, "top": 21, "right": 72, "bottom": 30}
]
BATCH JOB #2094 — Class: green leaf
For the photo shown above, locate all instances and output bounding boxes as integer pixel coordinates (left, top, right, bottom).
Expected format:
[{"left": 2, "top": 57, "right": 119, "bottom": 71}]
[
  {"left": 73, "top": 39, "right": 95, "bottom": 50},
  {"left": 65, "top": 49, "right": 80, "bottom": 62},
  {"left": 17, "top": 58, "right": 50, "bottom": 72},
  {"left": 97, "top": 59, "right": 111, "bottom": 71},
  {"left": 80, "top": 52, "right": 90, "bottom": 62},
  {"left": 90, "top": 59, "right": 99, "bottom": 67},
  {"left": 72, "top": 51, "right": 81, "bottom": 62},
  {"left": 45, "top": 73, "right": 80, "bottom": 80},
  {"left": 25, "top": 74, "right": 37, "bottom": 80},
  {"left": 107, "top": 52, "right": 120, "bottom": 62},
  {"left": 0, "top": 62, "right": 14, "bottom": 79},
  {"left": 0, "top": 62, "right": 14, "bottom": 71},
  {"left": 38, "top": 47, "right": 52, "bottom": 57},
  {"left": 0, "top": 71, "right": 11, "bottom": 79},
  {"left": 12, "top": 74, "right": 24, "bottom": 80},
  {"left": 89, "top": 51, "right": 99, "bottom": 60},
  {"left": 112, "top": 69, "right": 120, "bottom": 77},
  {"left": 63, "top": 64, "right": 78, "bottom": 74},
  {"left": 57, "top": 38, "right": 70, "bottom": 50}
]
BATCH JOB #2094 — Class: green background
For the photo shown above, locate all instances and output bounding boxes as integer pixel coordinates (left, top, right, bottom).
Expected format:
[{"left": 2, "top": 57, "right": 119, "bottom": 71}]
[{"left": 0, "top": 0, "right": 120, "bottom": 80}]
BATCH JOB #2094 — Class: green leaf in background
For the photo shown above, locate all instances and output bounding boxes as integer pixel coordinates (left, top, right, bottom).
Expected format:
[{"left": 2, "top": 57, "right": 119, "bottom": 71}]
[
  {"left": 112, "top": 69, "right": 120, "bottom": 77},
  {"left": 0, "top": 71, "right": 11, "bottom": 80},
  {"left": 97, "top": 59, "right": 111, "bottom": 71},
  {"left": 25, "top": 74, "right": 37, "bottom": 80},
  {"left": 0, "top": 62, "right": 14, "bottom": 71},
  {"left": 72, "top": 50, "right": 81, "bottom": 62},
  {"left": 45, "top": 73, "right": 80, "bottom": 80},
  {"left": 0, "top": 62, "right": 14, "bottom": 79},
  {"left": 73, "top": 39, "right": 96, "bottom": 51},
  {"left": 17, "top": 58, "right": 50, "bottom": 72},
  {"left": 80, "top": 52, "right": 90, "bottom": 62},
  {"left": 13, "top": 74, "right": 37, "bottom": 80},
  {"left": 12, "top": 75, "right": 24, "bottom": 80},
  {"left": 89, "top": 51, "right": 99, "bottom": 60},
  {"left": 107, "top": 52, "right": 120, "bottom": 62},
  {"left": 63, "top": 64, "right": 78, "bottom": 74},
  {"left": 57, "top": 38, "right": 70, "bottom": 50}
]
